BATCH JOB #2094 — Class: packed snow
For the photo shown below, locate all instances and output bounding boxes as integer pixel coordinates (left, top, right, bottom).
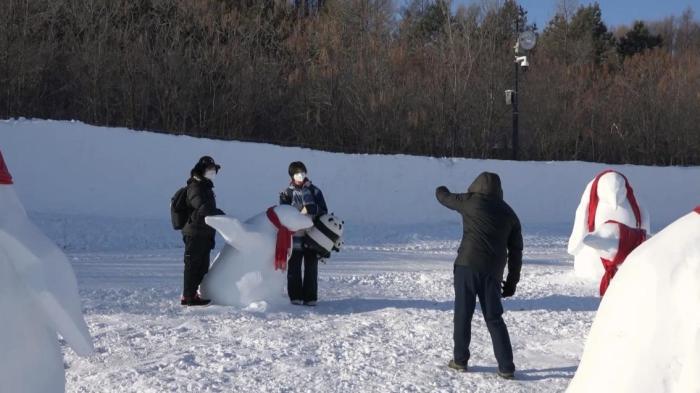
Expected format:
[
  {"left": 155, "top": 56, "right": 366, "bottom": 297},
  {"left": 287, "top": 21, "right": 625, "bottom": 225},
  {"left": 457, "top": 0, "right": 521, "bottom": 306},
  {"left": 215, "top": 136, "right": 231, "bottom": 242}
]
[
  {"left": 201, "top": 206, "right": 314, "bottom": 307},
  {"left": 567, "top": 170, "right": 650, "bottom": 282},
  {"left": 2, "top": 119, "right": 699, "bottom": 251},
  {"left": 1, "top": 119, "right": 699, "bottom": 392},
  {"left": 568, "top": 208, "right": 700, "bottom": 393},
  {"left": 0, "top": 151, "right": 93, "bottom": 393}
]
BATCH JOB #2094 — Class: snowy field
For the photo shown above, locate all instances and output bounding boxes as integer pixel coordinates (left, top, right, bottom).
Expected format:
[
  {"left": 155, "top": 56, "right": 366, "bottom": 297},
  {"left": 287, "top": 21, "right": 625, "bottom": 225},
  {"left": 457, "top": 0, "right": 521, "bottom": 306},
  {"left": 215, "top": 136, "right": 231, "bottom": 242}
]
[
  {"left": 63, "top": 234, "right": 597, "bottom": 393},
  {"left": 2, "top": 120, "right": 698, "bottom": 392}
]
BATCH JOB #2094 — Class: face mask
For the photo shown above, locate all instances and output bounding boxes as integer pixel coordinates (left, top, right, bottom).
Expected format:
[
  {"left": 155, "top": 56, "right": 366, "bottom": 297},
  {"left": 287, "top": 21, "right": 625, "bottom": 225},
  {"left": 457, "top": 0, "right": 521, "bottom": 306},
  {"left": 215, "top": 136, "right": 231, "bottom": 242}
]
[
  {"left": 204, "top": 169, "right": 216, "bottom": 180},
  {"left": 293, "top": 172, "right": 306, "bottom": 183}
]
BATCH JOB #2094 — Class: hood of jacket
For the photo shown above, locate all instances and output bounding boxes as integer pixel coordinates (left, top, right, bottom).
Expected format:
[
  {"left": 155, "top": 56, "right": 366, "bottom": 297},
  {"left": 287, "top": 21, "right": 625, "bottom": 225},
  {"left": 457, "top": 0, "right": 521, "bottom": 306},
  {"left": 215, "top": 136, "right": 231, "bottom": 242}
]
[{"left": 467, "top": 172, "right": 503, "bottom": 200}]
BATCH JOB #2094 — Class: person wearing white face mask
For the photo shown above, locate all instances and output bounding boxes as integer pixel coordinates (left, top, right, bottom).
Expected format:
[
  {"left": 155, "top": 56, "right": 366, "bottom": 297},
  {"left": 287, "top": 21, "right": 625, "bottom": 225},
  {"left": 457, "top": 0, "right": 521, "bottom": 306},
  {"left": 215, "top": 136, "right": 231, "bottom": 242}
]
[
  {"left": 279, "top": 161, "right": 328, "bottom": 306},
  {"left": 180, "top": 156, "right": 225, "bottom": 306}
]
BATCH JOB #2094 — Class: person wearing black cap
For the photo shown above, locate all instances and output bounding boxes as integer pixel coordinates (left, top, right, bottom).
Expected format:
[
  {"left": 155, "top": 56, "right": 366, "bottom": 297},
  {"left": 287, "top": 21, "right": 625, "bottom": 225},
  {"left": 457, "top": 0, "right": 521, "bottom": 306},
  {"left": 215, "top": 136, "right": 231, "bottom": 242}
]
[
  {"left": 181, "top": 156, "right": 225, "bottom": 306},
  {"left": 279, "top": 161, "right": 328, "bottom": 306}
]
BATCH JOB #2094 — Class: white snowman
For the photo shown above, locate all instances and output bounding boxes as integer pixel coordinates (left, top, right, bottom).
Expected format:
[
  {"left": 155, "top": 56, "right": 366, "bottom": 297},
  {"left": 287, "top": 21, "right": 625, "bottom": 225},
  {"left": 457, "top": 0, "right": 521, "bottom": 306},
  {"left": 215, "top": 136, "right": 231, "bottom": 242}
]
[
  {"left": 567, "top": 170, "right": 650, "bottom": 281},
  {"left": 0, "top": 150, "right": 94, "bottom": 393}
]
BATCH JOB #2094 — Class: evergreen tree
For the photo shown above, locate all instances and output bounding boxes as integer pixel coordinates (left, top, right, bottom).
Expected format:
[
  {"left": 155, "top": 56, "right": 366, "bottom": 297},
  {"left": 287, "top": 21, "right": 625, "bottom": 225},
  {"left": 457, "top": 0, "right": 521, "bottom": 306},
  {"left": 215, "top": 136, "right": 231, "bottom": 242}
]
[{"left": 618, "top": 21, "right": 663, "bottom": 58}]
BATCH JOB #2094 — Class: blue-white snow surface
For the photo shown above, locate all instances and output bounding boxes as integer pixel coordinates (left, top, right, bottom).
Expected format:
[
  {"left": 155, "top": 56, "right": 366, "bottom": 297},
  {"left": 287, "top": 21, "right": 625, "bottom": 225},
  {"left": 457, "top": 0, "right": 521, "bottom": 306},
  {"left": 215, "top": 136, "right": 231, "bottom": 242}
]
[{"left": 1, "top": 119, "right": 698, "bottom": 392}]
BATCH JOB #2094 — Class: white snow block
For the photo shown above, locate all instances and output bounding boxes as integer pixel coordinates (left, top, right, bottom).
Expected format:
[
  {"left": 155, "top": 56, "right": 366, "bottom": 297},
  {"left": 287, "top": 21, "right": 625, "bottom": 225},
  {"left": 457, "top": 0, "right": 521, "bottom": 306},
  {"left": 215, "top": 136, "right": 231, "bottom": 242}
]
[
  {"left": 568, "top": 171, "right": 650, "bottom": 281},
  {"left": 568, "top": 208, "right": 700, "bottom": 393},
  {"left": 200, "top": 205, "right": 314, "bottom": 306},
  {"left": 0, "top": 151, "right": 94, "bottom": 393}
]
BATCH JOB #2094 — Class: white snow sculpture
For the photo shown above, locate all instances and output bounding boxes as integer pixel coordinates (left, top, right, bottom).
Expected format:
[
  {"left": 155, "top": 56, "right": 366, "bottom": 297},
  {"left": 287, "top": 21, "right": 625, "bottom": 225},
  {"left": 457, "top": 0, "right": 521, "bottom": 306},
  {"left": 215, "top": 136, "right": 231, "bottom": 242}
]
[
  {"left": 200, "top": 205, "right": 314, "bottom": 306},
  {"left": 568, "top": 170, "right": 650, "bottom": 281},
  {"left": 568, "top": 206, "right": 700, "bottom": 393},
  {"left": 0, "top": 150, "right": 94, "bottom": 393}
]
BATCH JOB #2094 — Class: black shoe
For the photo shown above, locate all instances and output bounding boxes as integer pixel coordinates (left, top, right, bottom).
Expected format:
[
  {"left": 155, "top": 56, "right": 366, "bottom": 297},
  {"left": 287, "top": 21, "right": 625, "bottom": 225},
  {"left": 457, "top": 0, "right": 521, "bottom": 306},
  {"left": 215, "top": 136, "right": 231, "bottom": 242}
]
[
  {"left": 497, "top": 370, "right": 515, "bottom": 379},
  {"left": 303, "top": 301, "right": 317, "bottom": 306},
  {"left": 448, "top": 359, "right": 467, "bottom": 372},
  {"left": 181, "top": 296, "right": 211, "bottom": 306}
]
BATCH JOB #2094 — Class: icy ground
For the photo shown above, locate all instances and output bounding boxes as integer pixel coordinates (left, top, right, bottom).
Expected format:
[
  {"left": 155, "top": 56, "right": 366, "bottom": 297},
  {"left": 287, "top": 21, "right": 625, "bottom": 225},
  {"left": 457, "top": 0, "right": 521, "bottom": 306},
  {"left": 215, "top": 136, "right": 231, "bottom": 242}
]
[{"left": 64, "top": 233, "right": 598, "bottom": 393}]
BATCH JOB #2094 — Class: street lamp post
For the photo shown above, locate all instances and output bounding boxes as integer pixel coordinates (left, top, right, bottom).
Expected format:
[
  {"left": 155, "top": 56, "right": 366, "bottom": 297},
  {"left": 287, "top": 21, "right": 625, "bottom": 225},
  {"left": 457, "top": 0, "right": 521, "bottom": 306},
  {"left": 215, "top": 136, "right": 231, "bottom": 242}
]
[
  {"left": 513, "top": 12, "right": 520, "bottom": 161},
  {"left": 510, "top": 8, "right": 536, "bottom": 160}
]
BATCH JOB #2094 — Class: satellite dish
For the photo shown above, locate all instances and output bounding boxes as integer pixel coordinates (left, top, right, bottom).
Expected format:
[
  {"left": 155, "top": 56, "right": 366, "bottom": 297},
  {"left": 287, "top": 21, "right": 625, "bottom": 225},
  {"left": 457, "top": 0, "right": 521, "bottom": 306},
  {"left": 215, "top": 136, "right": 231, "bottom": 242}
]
[{"left": 518, "top": 30, "right": 537, "bottom": 51}]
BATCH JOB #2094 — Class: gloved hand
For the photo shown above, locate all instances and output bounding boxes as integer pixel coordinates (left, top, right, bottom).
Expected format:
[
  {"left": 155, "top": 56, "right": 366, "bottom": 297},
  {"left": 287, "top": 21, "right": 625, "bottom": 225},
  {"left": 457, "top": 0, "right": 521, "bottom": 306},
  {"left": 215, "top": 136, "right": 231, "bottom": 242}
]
[
  {"left": 501, "top": 280, "right": 517, "bottom": 298},
  {"left": 279, "top": 192, "right": 291, "bottom": 204}
]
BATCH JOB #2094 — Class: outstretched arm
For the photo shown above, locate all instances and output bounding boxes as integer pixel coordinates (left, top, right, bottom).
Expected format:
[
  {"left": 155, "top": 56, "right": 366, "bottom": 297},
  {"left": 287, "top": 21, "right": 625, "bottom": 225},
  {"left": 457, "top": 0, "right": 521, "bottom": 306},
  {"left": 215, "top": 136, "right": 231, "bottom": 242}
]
[{"left": 435, "top": 186, "right": 467, "bottom": 211}]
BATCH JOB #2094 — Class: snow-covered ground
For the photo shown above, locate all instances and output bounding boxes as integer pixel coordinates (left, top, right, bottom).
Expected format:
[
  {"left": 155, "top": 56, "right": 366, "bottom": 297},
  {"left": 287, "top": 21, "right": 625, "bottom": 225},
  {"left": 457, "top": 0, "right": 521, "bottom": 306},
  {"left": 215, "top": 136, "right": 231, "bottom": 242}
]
[
  {"left": 2, "top": 119, "right": 698, "bottom": 392},
  {"left": 65, "top": 235, "right": 596, "bottom": 393}
]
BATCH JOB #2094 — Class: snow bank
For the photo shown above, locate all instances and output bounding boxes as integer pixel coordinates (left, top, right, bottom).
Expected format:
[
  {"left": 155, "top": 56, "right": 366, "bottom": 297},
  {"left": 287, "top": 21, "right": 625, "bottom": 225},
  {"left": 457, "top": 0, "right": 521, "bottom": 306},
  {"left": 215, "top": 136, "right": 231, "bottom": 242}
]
[
  {"left": 1, "top": 119, "right": 698, "bottom": 250},
  {"left": 567, "top": 208, "right": 700, "bottom": 393}
]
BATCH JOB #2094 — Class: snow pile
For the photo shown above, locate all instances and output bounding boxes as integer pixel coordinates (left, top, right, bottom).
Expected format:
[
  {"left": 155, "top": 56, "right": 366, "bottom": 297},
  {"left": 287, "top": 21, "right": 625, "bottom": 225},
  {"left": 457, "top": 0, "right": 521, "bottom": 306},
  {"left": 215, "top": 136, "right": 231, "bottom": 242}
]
[
  {"left": 568, "top": 208, "right": 700, "bottom": 393},
  {"left": 567, "top": 170, "right": 650, "bottom": 281},
  {"left": 0, "top": 151, "right": 93, "bottom": 393},
  {"left": 1, "top": 119, "right": 699, "bottom": 250},
  {"left": 201, "top": 205, "right": 313, "bottom": 307}
]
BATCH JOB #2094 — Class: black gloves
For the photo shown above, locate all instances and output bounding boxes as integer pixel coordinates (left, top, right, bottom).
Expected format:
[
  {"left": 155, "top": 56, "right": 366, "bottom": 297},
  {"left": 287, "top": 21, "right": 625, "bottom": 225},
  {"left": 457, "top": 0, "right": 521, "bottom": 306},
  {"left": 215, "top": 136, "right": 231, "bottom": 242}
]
[
  {"left": 501, "top": 280, "right": 517, "bottom": 298},
  {"left": 279, "top": 191, "right": 292, "bottom": 204}
]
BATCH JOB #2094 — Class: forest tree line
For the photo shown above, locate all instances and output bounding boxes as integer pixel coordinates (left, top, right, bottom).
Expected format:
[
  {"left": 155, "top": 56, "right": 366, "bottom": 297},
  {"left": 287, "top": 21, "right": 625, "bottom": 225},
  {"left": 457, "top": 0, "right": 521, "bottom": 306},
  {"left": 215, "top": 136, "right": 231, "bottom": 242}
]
[{"left": 2, "top": 0, "right": 699, "bottom": 165}]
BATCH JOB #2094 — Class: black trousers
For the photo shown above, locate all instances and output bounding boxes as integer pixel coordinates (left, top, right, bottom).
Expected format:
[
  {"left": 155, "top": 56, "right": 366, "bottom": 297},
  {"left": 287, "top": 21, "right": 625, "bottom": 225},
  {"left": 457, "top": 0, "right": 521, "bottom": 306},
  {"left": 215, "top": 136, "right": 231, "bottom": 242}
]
[
  {"left": 182, "top": 235, "right": 212, "bottom": 298},
  {"left": 453, "top": 265, "right": 515, "bottom": 373},
  {"left": 287, "top": 249, "right": 319, "bottom": 302}
]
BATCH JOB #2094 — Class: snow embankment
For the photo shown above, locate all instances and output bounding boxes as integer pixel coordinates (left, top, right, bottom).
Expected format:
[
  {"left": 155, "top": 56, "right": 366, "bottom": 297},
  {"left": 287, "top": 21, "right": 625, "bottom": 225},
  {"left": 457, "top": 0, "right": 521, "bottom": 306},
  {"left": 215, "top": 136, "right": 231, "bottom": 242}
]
[{"left": 1, "top": 119, "right": 698, "bottom": 250}]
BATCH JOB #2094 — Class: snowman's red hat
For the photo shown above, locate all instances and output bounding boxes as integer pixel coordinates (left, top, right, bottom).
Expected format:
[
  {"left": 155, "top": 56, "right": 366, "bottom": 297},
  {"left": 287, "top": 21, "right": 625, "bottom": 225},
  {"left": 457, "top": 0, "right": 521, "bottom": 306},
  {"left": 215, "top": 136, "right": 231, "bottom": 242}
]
[
  {"left": 0, "top": 150, "right": 13, "bottom": 185},
  {"left": 587, "top": 170, "right": 641, "bottom": 232}
]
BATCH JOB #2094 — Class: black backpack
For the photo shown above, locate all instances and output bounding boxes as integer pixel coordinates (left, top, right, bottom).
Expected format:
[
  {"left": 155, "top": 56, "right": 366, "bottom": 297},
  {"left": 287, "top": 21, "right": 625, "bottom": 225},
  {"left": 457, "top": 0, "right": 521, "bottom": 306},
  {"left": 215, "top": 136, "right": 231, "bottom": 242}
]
[{"left": 170, "top": 186, "right": 190, "bottom": 230}]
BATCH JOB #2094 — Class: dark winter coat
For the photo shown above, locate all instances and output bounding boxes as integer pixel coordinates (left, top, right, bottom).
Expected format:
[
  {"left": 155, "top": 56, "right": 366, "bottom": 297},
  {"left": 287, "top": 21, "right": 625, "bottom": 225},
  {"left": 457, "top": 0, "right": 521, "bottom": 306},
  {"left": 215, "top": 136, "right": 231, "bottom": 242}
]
[
  {"left": 279, "top": 179, "right": 328, "bottom": 219},
  {"left": 436, "top": 172, "right": 523, "bottom": 284},
  {"left": 182, "top": 176, "right": 224, "bottom": 239}
]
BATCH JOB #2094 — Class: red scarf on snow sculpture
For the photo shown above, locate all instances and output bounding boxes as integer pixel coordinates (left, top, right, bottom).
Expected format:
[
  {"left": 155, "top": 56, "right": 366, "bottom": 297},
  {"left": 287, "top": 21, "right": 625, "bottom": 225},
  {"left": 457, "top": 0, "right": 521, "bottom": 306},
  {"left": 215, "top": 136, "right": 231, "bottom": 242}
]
[
  {"left": 599, "top": 220, "right": 647, "bottom": 296},
  {"left": 587, "top": 170, "right": 642, "bottom": 232},
  {"left": 0, "top": 151, "right": 13, "bottom": 185},
  {"left": 266, "top": 207, "right": 293, "bottom": 271}
]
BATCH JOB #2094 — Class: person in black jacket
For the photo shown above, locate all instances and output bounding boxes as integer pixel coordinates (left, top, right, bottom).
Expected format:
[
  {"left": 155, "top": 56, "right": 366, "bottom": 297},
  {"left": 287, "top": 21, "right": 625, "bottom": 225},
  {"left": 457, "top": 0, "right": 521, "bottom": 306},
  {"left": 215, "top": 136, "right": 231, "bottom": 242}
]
[
  {"left": 279, "top": 161, "right": 328, "bottom": 306},
  {"left": 181, "top": 156, "right": 224, "bottom": 306},
  {"left": 436, "top": 172, "right": 523, "bottom": 379}
]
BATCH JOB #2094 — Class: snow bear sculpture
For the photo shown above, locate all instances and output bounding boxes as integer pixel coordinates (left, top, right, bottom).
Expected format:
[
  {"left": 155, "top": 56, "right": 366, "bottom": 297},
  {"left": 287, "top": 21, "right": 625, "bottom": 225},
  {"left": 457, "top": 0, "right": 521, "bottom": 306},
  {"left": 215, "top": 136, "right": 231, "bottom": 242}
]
[
  {"left": 568, "top": 207, "right": 700, "bottom": 393},
  {"left": 567, "top": 170, "right": 650, "bottom": 281},
  {"left": 0, "top": 150, "right": 94, "bottom": 393},
  {"left": 200, "top": 205, "right": 314, "bottom": 306}
]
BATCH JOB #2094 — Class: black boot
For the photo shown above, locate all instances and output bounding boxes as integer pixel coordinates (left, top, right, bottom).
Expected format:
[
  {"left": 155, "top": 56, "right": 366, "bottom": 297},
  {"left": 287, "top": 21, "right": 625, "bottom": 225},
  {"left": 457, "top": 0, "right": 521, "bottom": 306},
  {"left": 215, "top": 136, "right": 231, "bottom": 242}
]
[{"left": 181, "top": 295, "right": 211, "bottom": 306}]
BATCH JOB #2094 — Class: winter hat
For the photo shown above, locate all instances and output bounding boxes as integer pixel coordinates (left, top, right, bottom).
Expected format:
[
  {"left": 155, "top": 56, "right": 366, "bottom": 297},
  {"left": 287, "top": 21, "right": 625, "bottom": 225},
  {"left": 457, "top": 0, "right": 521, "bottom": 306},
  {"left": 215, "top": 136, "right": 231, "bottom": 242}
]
[
  {"left": 288, "top": 161, "right": 307, "bottom": 177},
  {"left": 198, "top": 156, "right": 221, "bottom": 172},
  {"left": 192, "top": 156, "right": 221, "bottom": 177},
  {"left": 0, "top": 150, "right": 13, "bottom": 185}
]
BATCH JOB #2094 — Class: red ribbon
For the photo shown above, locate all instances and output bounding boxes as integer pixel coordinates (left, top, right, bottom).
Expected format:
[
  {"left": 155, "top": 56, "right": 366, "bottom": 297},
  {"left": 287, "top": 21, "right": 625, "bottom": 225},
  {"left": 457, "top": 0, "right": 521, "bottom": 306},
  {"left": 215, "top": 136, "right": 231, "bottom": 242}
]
[
  {"left": 266, "top": 207, "right": 293, "bottom": 271},
  {"left": 599, "top": 221, "right": 647, "bottom": 296},
  {"left": 587, "top": 170, "right": 641, "bottom": 232},
  {"left": 0, "top": 151, "right": 13, "bottom": 185}
]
